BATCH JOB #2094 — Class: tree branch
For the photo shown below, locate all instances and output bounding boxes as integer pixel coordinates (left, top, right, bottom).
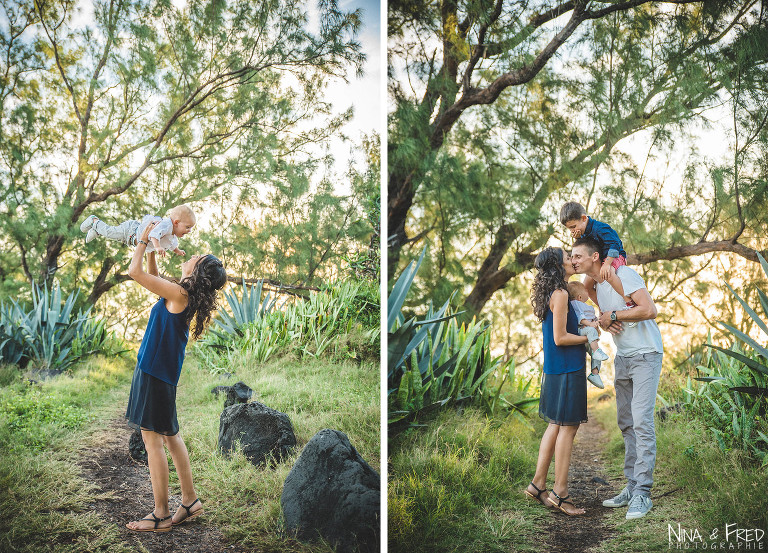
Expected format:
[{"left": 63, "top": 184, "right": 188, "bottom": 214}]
[
  {"left": 34, "top": 0, "right": 82, "bottom": 124},
  {"left": 429, "top": 2, "right": 589, "bottom": 150},
  {"left": 628, "top": 240, "right": 765, "bottom": 264}
]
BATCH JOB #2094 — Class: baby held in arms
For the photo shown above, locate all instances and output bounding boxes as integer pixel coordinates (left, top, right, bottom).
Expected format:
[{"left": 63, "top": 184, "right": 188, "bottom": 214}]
[{"left": 567, "top": 281, "right": 608, "bottom": 389}]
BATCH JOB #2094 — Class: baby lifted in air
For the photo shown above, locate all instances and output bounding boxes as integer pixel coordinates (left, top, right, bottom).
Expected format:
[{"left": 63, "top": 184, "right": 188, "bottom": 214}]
[{"left": 80, "top": 204, "right": 195, "bottom": 258}]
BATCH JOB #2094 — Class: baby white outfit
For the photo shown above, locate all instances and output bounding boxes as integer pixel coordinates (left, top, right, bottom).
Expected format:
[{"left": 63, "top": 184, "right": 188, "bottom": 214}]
[{"left": 81, "top": 214, "right": 178, "bottom": 253}]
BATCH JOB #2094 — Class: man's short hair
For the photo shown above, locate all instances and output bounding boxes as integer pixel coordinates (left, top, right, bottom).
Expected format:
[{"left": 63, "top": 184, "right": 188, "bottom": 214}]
[
  {"left": 573, "top": 236, "right": 601, "bottom": 256},
  {"left": 560, "top": 201, "right": 587, "bottom": 225}
]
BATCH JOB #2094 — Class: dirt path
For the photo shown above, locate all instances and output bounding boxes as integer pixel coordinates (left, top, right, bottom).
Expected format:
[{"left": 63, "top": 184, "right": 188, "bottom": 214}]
[
  {"left": 539, "top": 408, "right": 621, "bottom": 553},
  {"left": 78, "top": 419, "right": 253, "bottom": 553}
]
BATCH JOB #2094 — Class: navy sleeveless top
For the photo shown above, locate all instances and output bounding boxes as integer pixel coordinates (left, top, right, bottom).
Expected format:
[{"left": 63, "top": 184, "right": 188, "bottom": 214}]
[
  {"left": 136, "top": 298, "right": 189, "bottom": 386},
  {"left": 542, "top": 299, "right": 585, "bottom": 375}
]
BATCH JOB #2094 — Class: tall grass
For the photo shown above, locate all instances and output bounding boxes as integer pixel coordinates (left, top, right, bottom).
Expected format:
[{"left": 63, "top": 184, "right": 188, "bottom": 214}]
[
  {"left": 389, "top": 407, "right": 547, "bottom": 553},
  {"left": 0, "top": 332, "right": 378, "bottom": 552},
  {"left": 589, "top": 396, "right": 768, "bottom": 553}
]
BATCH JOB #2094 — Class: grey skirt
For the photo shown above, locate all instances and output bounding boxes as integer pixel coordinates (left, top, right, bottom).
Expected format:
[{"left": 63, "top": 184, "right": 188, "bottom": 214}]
[
  {"left": 125, "top": 365, "right": 179, "bottom": 436},
  {"left": 538, "top": 369, "right": 588, "bottom": 426}
]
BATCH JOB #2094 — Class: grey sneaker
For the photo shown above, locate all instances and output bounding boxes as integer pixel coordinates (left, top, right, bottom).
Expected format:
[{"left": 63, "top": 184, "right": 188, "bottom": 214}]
[
  {"left": 86, "top": 228, "right": 99, "bottom": 243},
  {"left": 587, "top": 372, "right": 605, "bottom": 389},
  {"left": 626, "top": 494, "right": 652, "bottom": 519},
  {"left": 590, "top": 347, "right": 609, "bottom": 361},
  {"left": 602, "top": 486, "right": 632, "bottom": 507},
  {"left": 80, "top": 215, "right": 98, "bottom": 233}
]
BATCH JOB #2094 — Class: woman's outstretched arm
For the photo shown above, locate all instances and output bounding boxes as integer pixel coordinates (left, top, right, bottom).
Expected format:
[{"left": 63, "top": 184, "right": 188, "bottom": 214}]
[
  {"left": 146, "top": 251, "right": 158, "bottom": 277},
  {"left": 128, "top": 222, "right": 185, "bottom": 304}
]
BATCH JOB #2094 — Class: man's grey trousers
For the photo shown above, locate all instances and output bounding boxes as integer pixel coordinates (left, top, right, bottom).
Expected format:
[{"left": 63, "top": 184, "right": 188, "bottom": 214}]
[{"left": 614, "top": 352, "right": 663, "bottom": 497}]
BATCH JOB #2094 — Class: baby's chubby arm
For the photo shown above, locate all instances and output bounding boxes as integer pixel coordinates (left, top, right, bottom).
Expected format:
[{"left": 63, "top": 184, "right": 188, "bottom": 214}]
[
  {"left": 148, "top": 217, "right": 172, "bottom": 257},
  {"left": 580, "top": 319, "right": 600, "bottom": 329},
  {"left": 150, "top": 236, "right": 165, "bottom": 257}
]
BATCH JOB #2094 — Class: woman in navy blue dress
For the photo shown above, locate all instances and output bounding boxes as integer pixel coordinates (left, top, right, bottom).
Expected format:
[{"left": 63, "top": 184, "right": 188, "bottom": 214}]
[
  {"left": 523, "top": 247, "right": 588, "bottom": 516},
  {"left": 124, "top": 222, "right": 227, "bottom": 532}
]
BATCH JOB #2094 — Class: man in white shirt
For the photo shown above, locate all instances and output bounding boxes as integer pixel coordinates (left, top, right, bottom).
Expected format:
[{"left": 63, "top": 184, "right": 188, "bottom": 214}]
[{"left": 571, "top": 236, "right": 663, "bottom": 520}]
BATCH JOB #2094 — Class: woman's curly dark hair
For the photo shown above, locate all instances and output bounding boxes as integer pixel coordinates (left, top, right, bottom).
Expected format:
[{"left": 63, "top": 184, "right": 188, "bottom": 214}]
[
  {"left": 179, "top": 254, "right": 227, "bottom": 340},
  {"left": 531, "top": 247, "right": 568, "bottom": 322}
]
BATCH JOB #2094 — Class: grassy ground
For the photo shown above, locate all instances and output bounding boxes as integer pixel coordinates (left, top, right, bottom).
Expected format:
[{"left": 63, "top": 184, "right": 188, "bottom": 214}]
[
  {"left": 590, "top": 394, "right": 768, "bottom": 553},
  {"left": 388, "top": 407, "right": 550, "bottom": 553},
  {"left": 388, "top": 388, "right": 768, "bottom": 553},
  {"left": 0, "top": 354, "right": 137, "bottom": 553},
  {"left": 0, "top": 345, "right": 379, "bottom": 553}
]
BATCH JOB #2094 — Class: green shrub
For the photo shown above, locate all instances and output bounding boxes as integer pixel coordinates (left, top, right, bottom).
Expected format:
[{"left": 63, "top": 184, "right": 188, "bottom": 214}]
[
  {"left": 0, "top": 283, "right": 124, "bottom": 373},
  {"left": 197, "top": 278, "right": 380, "bottom": 372},
  {"left": 682, "top": 342, "right": 768, "bottom": 465},
  {"left": 681, "top": 252, "right": 768, "bottom": 465}
]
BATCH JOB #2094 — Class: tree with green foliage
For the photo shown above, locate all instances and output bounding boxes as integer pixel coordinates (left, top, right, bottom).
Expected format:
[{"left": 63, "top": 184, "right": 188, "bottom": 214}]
[
  {"left": 388, "top": 0, "right": 768, "bottom": 318},
  {"left": 0, "top": 0, "right": 367, "bottom": 305},
  {"left": 199, "top": 133, "right": 381, "bottom": 286}
]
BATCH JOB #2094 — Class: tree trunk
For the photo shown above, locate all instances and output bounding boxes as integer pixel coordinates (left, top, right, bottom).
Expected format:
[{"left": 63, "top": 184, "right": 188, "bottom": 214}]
[
  {"left": 387, "top": 167, "right": 415, "bottom": 279},
  {"left": 86, "top": 257, "right": 132, "bottom": 305},
  {"left": 39, "top": 234, "right": 66, "bottom": 286}
]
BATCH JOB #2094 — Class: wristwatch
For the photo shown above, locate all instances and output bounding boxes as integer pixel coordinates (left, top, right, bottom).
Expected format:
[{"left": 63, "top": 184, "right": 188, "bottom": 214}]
[{"left": 610, "top": 311, "right": 617, "bottom": 321}]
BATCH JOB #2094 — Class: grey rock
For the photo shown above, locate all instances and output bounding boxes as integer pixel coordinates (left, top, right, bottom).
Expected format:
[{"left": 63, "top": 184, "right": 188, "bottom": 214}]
[
  {"left": 211, "top": 381, "right": 253, "bottom": 408},
  {"left": 218, "top": 402, "right": 295, "bottom": 466},
  {"left": 658, "top": 402, "right": 684, "bottom": 421},
  {"left": 281, "top": 429, "right": 380, "bottom": 553},
  {"left": 128, "top": 428, "right": 147, "bottom": 464},
  {"left": 597, "top": 391, "right": 614, "bottom": 402}
]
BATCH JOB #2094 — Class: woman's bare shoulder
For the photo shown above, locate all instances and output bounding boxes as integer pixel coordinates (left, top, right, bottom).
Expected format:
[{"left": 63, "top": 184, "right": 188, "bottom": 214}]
[
  {"left": 549, "top": 288, "right": 568, "bottom": 308},
  {"left": 550, "top": 288, "right": 568, "bottom": 301}
]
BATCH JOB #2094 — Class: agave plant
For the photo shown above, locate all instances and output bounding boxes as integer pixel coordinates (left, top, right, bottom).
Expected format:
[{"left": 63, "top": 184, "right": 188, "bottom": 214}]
[
  {"left": 0, "top": 283, "right": 116, "bottom": 373},
  {"left": 388, "top": 248, "right": 538, "bottom": 428},
  {"left": 700, "top": 252, "right": 768, "bottom": 394},
  {"left": 198, "top": 278, "right": 379, "bottom": 367},
  {"left": 0, "top": 302, "right": 27, "bottom": 366},
  {"left": 688, "top": 252, "right": 768, "bottom": 464},
  {"left": 211, "top": 278, "right": 278, "bottom": 339}
]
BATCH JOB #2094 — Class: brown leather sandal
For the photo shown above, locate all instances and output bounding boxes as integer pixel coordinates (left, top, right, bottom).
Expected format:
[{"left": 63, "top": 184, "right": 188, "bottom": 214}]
[
  {"left": 547, "top": 490, "right": 585, "bottom": 516},
  {"left": 172, "top": 498, "right": 204, "bottom": 526},
  {"left": 126, "top": 511, "right": 173, "bottom": 533}
]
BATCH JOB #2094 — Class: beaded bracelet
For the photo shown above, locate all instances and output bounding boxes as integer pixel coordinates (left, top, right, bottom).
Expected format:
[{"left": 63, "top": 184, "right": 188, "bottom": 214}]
[{"left": 138, "top": 240, "right": 148, "bottom": 246}]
